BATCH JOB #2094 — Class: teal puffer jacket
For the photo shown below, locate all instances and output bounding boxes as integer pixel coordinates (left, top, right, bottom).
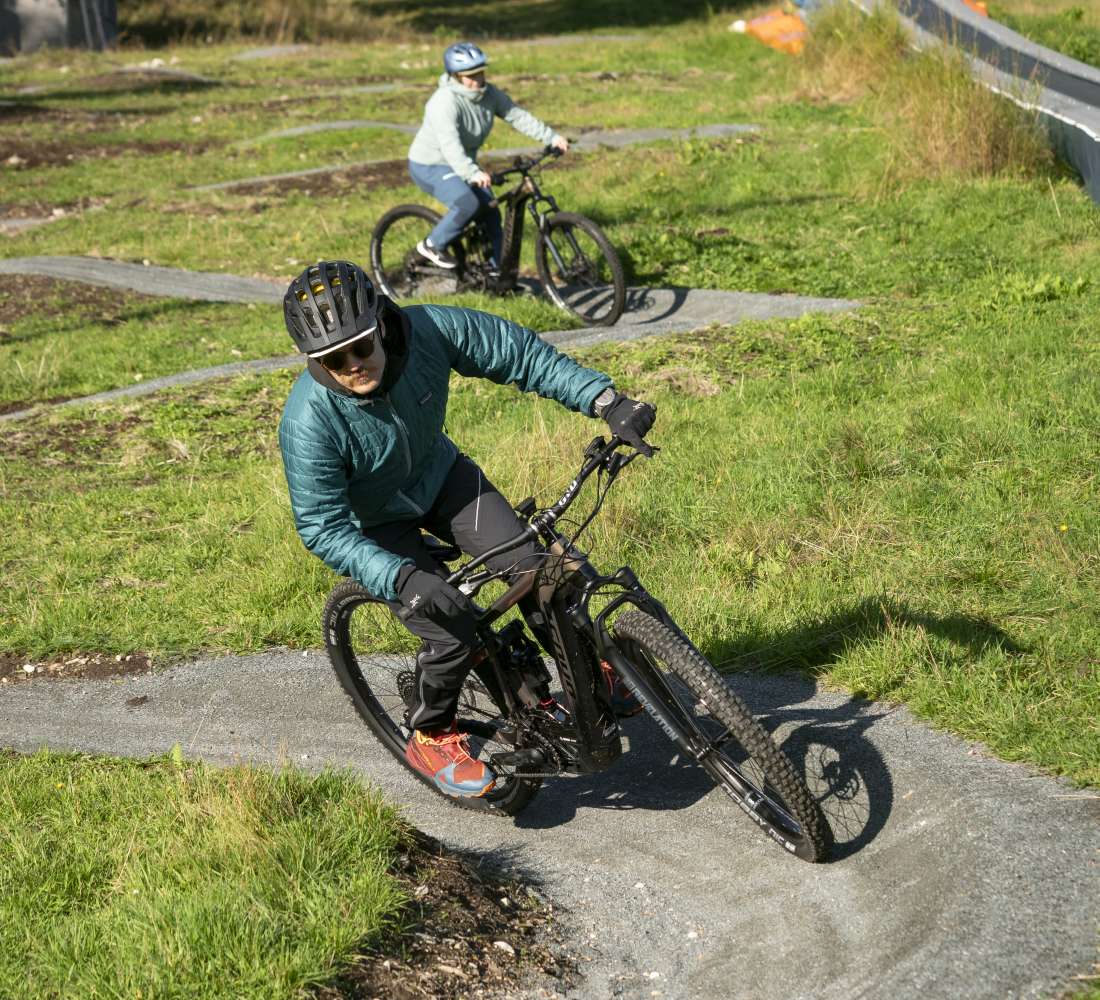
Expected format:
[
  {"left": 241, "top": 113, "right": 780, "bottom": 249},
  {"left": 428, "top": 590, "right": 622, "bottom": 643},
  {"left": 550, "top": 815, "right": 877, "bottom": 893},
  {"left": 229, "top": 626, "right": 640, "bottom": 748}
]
[{"left": 278, "top": 304, "right": 612, "bottom": 601}]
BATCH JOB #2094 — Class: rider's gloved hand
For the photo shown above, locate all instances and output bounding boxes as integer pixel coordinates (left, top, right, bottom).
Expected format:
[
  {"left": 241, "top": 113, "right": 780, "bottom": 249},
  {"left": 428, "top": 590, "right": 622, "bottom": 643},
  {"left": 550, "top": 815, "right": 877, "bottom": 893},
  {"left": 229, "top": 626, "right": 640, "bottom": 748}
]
[
  {"left": 599, "top": 392, "right": 656, "bottom": 456},
  {"left": 395, "top": 565, "right": 478, "bottom": 625}
]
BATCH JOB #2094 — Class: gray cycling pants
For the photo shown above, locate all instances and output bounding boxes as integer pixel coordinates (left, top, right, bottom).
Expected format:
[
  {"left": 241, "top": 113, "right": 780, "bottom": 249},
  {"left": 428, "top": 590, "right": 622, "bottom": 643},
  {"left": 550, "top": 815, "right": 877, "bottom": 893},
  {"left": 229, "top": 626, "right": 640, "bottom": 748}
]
[{"left": 363, "top": 453, "right": 542, "bottom": 732}]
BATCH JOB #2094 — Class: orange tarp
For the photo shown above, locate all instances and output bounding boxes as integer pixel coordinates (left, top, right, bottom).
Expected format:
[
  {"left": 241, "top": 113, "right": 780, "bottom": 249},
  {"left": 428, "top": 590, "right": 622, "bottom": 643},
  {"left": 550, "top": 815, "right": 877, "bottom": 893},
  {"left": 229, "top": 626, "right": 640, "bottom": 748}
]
[{"left": 745, "top": 10, "right": 808, "bottom": 56}]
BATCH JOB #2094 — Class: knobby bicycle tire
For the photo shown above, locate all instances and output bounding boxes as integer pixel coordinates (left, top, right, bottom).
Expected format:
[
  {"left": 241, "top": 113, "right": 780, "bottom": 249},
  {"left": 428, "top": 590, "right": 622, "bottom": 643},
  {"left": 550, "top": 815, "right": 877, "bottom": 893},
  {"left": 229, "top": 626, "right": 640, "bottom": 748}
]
[
  {"left": 611, "top": 610, "right": 832, "bottom": 862},
  {"left": 535, "top": 211, "right": 626, "bottom": 327},
  {"left": 322, "top": 578, "right": 540, "bottom": 816}
]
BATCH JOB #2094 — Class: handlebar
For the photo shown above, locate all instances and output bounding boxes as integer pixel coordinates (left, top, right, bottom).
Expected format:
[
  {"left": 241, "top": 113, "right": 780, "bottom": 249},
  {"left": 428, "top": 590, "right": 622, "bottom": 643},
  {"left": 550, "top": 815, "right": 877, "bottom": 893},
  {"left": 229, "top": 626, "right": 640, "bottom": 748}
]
[
  {"left": 443, "top": 435, "right": 643, "bottom": 590},
  {"left": 489, "top": 145, "right": 563, "bottom": 186}
]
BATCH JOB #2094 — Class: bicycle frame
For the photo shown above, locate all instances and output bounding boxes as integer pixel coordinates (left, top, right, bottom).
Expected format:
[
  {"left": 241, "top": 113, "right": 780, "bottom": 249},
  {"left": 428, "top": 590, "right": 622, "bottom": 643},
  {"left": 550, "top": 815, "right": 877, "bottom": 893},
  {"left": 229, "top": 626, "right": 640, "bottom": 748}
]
[
  {"left": 446, "top": 436, "right": 732, "bottom": 777},
  {"left": 468, "top": 149, "right": 561, "bottom": 283}
]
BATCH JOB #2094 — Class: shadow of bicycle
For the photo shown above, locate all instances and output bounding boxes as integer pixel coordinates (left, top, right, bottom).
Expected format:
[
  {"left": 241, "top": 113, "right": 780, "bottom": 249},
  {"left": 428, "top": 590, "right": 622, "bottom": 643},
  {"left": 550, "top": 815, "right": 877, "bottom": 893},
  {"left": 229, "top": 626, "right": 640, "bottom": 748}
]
[
  {"left": 725, "top": 673, "right": 896, "bottom": 862},
  {"left": 513, "top": 710, "right": 727, "bottom": 829},
  {"left": 514, "top": 675, "right": 894, "bottom": 863},
  {"left": 700, "top": 595, "right": 1028, "bottom": 861},
  {"left": 517, "top": 597, "right": 1024, "bottom": 861}
]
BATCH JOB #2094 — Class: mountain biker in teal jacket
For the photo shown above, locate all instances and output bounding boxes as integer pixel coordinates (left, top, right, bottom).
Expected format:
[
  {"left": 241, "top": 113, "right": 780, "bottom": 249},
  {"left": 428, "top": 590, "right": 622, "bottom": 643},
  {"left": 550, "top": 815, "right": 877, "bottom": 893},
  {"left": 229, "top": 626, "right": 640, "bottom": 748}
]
[
  {"left": 407, "top": 41, "right": 568, "bottom": 274},
  {"left": 278, "top": 261, "right": 655, "bottom": 798}
]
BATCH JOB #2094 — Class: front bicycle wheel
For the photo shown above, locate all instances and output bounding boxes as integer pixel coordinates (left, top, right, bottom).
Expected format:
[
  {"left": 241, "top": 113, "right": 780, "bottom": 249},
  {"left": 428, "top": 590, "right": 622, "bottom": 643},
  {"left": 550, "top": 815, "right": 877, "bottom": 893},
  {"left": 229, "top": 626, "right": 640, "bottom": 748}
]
[
  {"left": 611, "top": 610, "right": 832, "bottom": 862},
  {"left": 534, "top": 211, "right": 625, "bottom": 326},
  {"left": 370, "top": 204, "right": 463, "bottom": 300},
  {"left": 322, "top": 579, "right": 540, "bottom": 815}
]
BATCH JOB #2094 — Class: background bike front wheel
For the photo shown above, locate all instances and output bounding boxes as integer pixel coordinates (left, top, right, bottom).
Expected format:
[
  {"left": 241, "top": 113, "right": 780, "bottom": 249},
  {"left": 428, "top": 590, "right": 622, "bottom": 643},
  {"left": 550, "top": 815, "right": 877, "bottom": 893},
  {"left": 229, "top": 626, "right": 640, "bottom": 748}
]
[
  {"left": 611, "top": 610, "right": 833, "bottom": 862},
  {"left": 322, "top": 579, "right": 540, "bottom": 816},
  {"left": 535, "top": 211, "right": 626, "bottom": 327}
]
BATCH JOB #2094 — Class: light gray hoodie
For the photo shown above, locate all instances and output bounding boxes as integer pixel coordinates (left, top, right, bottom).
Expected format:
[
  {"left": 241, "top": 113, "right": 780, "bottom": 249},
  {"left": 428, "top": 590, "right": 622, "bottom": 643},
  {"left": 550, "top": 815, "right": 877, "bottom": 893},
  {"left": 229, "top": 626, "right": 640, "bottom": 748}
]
[{"left": 408, "top": 73, "right": 561, "bottom": 182}]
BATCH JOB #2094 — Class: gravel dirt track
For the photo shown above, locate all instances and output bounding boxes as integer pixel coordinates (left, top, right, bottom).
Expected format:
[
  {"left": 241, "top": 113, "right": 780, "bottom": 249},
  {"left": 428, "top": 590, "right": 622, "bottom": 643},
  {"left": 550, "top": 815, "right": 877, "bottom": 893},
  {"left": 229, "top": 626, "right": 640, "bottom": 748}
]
[{"left": 2, "top": 650, "right": 1096, "bottom": 999}]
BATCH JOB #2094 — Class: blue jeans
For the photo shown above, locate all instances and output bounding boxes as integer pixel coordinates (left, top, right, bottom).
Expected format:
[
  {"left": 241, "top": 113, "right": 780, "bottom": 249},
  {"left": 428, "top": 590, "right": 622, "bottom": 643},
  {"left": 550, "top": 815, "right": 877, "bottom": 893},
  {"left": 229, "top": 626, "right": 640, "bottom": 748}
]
[{"left": 408, "top": 160, "right": 502, "bottom": 265}]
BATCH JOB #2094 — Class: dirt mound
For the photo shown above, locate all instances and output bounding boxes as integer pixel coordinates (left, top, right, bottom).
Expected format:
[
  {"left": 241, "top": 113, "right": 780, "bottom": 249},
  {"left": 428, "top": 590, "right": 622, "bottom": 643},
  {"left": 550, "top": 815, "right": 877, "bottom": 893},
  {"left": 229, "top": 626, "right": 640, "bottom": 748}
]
[
  {"left": 0, "top": 650, "right": 154, "bottom": 684},
  {"left": 318, "top": 829, "right": 577, "bottom": 999},
  {"left": 3, "top": 137, "right": 217, "bottom": 170}
]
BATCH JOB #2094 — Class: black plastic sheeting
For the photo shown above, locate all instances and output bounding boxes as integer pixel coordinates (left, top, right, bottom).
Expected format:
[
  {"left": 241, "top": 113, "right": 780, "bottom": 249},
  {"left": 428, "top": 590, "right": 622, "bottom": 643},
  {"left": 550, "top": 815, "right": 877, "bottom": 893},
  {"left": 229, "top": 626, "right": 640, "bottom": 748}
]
[{"left": 895, "top": 0, "right": 1100, "bottom": 204}]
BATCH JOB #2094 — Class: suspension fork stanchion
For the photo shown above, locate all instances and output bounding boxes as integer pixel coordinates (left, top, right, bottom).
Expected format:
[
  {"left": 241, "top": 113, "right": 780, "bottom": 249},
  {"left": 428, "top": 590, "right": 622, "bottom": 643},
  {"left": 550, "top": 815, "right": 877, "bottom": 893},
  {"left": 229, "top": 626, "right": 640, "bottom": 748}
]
[
  {"left": 583, "top": 588, "right": 711, "bottom": 756},
  {"left": 596, "top": 633, "right": 709, "bottom": 757}
]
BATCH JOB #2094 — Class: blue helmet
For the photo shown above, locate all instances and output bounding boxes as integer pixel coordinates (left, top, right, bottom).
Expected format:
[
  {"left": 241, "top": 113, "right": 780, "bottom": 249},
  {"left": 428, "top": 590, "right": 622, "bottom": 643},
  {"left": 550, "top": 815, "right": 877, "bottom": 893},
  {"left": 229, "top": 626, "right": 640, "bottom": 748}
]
[{"left": 443, "top": 42, "right": 488, "bottom": 76}]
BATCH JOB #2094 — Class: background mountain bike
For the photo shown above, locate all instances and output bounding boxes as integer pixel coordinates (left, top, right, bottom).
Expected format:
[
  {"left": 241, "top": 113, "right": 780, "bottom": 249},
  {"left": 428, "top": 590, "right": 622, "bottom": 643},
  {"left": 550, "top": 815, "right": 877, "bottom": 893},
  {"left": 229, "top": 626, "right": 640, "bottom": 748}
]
[
  {"left": 370, "top": 147, "right": 626, "bottom": 327},
  {"left": 323, "top": 436, "right": 833, "bottom": 862}
]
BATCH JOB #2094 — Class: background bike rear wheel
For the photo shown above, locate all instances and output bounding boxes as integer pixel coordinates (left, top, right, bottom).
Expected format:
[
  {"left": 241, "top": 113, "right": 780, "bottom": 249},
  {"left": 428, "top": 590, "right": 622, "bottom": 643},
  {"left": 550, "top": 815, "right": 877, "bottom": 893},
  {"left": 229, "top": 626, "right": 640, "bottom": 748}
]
[
  {"left": 534, "top": 211, "right": 625, "bottom": 326},
  {"left": 611, "top": 610, "right": 832, "bottom": 862},
  {"left": 370, "top": 204, "right": 464, "bottom": 300},
  {"left": 322, "top": 579, "right": 540, "bottom": 815}
]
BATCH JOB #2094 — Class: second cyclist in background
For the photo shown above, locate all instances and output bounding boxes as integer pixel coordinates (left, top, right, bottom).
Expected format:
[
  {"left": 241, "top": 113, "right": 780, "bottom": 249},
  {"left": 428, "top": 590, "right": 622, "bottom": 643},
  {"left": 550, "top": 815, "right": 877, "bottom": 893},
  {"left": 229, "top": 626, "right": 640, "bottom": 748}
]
[{"left": 408, "top": 42, "right": 569, "bottom": 278}]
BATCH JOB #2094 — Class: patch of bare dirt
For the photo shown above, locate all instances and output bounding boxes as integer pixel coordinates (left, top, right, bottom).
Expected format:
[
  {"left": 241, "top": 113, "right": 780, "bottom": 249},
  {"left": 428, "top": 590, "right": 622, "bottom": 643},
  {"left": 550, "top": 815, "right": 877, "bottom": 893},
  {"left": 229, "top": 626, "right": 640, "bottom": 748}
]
[
  {"left": 227, "top": 151, "right": 584, "bottom": 198},
  {"left": 2, "top": 407, "right": 144, "bottom": 461},
  {"left": 0, "top": 274, "right": 159, "bottom": 331},
  {"left": 0, "top": 200, "right": 55, "bottom": 220},
  {"left": 0, "top": 650, "right": 154, "bottom": 684},
  {"left": 2, "top": 136, "right": 218, "bottom": 170},
  {"left": 70, "top": 70, "right": 219, "bottom": 94},
  {"left": 0, "top": 394, "right": 77, "bottom": 416},
  {"left": 316, "top": 829, "right": 578, "bottom": 1000},
  {"left": 227, "top": 156, "right": 412, "bottom": 196}
]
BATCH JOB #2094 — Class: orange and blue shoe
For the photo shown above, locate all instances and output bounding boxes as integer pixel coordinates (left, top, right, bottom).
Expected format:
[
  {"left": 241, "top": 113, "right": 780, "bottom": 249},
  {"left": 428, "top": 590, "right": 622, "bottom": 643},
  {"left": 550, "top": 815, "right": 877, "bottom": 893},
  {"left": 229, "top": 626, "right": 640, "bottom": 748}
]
[{"left": 405, "top": 723, "right": 497, "bottom": 798}]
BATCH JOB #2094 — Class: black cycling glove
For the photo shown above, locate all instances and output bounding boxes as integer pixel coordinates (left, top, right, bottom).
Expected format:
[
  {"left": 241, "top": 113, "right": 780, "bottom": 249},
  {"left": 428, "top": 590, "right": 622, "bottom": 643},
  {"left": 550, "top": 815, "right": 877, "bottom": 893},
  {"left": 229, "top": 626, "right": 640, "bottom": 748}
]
[
  {"left": 599, "top": 392, "right": 657, "bottom": 456},
  {"left": 395, "top": 565, "right": 477, "bottom": 625}
]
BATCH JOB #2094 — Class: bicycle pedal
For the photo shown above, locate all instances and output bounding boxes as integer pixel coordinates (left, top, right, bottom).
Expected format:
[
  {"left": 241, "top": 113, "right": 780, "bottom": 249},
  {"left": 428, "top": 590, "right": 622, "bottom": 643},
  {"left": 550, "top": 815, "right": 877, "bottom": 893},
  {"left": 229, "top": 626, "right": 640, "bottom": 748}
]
[{"left": 489, "top": 748, "right": 547, "bottom": 769}]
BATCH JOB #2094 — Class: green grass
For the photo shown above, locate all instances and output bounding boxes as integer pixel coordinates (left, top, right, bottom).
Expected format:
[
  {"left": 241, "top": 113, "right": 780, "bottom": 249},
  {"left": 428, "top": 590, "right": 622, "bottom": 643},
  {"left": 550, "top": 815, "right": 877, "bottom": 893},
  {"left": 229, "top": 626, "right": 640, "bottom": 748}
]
[
  {"left": 2, "top": 293, "right": 1098, "bottom": 786},
  {"left": 0, "top": 748, "right": 408, "bottom": 999},
  {"left": 0, "top": 294, "right": 279, "bottom": 409},
  {"left": 1, "top": 6, "right": 1098, "bottom": 796},
  {"left": 1, "top": 9, "right": 1099, "bottom": 994},
  {"left": 989, "top": 3, "right": 1100, "bottom": 67}
]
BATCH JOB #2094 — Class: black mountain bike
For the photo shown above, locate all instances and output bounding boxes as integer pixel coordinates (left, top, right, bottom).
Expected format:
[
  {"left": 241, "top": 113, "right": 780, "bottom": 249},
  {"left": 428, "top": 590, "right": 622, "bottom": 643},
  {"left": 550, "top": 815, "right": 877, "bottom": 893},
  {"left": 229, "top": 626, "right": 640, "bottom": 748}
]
[
  {"left": 370, "top": 147, "right": 626, "bottom": 327},
  {"left": 323, "top": 436, "right": 832, "bottom": 862}
]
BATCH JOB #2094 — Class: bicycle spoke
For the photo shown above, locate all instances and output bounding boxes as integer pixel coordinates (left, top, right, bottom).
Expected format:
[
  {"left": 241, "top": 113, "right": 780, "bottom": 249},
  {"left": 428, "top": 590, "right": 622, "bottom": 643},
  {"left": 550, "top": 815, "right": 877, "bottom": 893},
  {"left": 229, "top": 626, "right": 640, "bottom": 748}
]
[{"left": 536, "top": 214, "right": 624, "bottom": 325}]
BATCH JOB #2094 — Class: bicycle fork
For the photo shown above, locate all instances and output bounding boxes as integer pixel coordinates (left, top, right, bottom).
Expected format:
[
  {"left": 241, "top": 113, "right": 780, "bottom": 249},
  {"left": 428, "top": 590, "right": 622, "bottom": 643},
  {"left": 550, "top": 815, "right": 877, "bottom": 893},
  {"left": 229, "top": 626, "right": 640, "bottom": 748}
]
[{"left": 580, "top": 593, "right": 720, "bottom": 765}]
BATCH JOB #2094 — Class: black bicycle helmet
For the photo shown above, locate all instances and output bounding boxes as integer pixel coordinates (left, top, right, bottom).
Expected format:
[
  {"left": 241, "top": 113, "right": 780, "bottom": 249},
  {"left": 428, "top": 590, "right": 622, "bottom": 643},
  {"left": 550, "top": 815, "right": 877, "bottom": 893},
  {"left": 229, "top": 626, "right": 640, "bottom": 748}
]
[
  {"left": 443, "top": 42, "right": 488, "bottom": 76},
  {"left": 283, "top": 260, "right": 381, "bottom": 356}
]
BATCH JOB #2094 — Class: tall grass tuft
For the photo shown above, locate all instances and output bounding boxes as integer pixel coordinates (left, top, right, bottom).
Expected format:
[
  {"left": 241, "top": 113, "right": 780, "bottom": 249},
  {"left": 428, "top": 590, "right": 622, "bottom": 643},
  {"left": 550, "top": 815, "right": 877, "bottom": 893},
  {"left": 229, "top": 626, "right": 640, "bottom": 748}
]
[
  {"left": 800, "top": 2, "right": 1053, "bottom": 182},
  {"left": 117, "top": 0, "right": 391, "bottom": 45},
  {"left": 799, "top": 3, "right": 912, "bottom": 102}
]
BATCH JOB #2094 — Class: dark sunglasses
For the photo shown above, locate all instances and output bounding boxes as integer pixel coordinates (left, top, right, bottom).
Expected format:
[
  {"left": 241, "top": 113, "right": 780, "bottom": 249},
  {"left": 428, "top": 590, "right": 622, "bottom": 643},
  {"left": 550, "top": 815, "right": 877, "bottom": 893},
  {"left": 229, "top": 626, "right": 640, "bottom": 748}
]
[{"left": 318, "top": 330, "right": 377, "bottom": 372}]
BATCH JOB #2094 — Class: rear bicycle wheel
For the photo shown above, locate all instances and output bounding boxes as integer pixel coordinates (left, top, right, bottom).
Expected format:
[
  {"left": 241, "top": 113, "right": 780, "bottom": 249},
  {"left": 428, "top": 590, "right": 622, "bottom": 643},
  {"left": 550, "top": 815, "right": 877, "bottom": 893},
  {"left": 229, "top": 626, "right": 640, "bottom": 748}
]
[
  {"left": 534, "top": 211, "right": 625, "bottom": 326},
  {"left": 322, "top": 579, "right": 540, "bottom": 815},
  {"left": 611, "top": 610, "right": 832, "bottom": 861},
  {"left": 370, "top": 204, "right": 464, "bottom": 300}
]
